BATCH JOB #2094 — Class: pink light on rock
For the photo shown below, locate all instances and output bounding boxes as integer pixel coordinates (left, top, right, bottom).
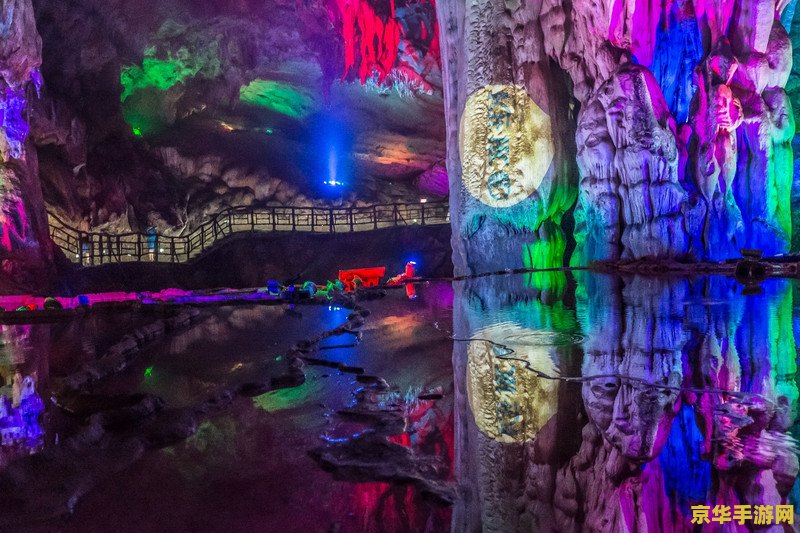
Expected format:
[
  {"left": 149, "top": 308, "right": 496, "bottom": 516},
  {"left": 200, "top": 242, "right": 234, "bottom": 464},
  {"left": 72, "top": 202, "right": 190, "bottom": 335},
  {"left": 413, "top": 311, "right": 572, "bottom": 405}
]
[
  {"left": 417, "top": 164, "right": 448, "bottom": 197},
  {"left": 0, "top": 198, "right": 30, "bottom": 252},
  {"left": 328, "top": 0, "right": 401, "bottom": 83},
  {"left": 327, "top": 0, "right": 439, "bottom": 87}
]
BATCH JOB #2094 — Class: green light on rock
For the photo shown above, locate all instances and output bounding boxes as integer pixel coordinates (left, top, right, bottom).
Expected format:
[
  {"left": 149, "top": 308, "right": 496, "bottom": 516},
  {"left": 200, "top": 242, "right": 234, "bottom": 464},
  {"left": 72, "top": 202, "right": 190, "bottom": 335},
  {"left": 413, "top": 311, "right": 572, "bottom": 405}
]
[
  {"left": 253, "top": 378, "right": 324, "bottom": 412},
  {"left": 133, "top": 127, "right": 143, "bottom": 137},
  {"left": 120, "top": 44, "right": 221, "bottom": 102},
  {"left": 144, "top": 366, "right": 153, "bottom": 377},
  {"left": 265, "top": 128, "right": 273, "bottom": 134},
  {"left": 239, "top": 80, "right": 316, "bottom": 119}
]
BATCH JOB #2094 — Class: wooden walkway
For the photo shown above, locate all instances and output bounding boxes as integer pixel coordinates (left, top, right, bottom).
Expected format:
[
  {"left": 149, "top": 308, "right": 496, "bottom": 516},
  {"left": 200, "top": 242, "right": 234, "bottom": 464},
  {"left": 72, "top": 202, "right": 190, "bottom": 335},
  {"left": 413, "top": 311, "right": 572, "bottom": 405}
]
[{"left": 48, "top": 202, "right": 450, "bottom": 265}]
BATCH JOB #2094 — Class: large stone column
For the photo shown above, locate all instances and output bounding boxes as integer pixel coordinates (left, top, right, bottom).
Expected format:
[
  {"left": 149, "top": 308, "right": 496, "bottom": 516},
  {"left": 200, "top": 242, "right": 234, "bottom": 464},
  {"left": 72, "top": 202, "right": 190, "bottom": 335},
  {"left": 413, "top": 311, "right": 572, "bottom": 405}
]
[
  {"left": 437, "top": 1, "right": 577, "bottom": 276},
  {"left": 0, "top": 0, "right": 54, "bottom": 287}
]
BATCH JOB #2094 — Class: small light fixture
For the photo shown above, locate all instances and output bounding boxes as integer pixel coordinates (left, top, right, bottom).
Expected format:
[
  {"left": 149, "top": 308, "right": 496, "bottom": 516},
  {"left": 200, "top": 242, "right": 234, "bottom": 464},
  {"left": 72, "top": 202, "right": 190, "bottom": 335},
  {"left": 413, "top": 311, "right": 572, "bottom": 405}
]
[{"left": 420, "top": 198, "right": 428, "bottom": 203}]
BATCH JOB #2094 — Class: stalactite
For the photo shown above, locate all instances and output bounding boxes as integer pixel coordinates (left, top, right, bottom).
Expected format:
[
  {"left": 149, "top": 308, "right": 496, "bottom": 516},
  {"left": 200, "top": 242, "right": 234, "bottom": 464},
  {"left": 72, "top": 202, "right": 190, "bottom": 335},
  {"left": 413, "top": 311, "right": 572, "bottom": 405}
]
[{"left": 327, "top": 0, "right": 439, "bottom": 90}]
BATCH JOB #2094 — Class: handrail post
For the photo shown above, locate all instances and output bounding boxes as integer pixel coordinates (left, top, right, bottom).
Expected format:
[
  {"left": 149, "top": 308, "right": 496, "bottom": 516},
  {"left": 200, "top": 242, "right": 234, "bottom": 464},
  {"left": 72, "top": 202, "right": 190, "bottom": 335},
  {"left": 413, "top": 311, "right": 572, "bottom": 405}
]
[
  {"left": 373, "top": 206, "right": 378, "bottom": 230},
  {"left": 329, "top": 208, "right": 334, "bottom": 233},
  {"left": 292, "top": 207, "right": 296, "bottom": 231},
  {"left": 271, "top": 207, "right": 276, "bottom": 231},
  {"left": 421, "top": 203, "right": 426, "bottom": 225},
  {"left": 349, "top": 209, "right": 354, "bottom": 232}
]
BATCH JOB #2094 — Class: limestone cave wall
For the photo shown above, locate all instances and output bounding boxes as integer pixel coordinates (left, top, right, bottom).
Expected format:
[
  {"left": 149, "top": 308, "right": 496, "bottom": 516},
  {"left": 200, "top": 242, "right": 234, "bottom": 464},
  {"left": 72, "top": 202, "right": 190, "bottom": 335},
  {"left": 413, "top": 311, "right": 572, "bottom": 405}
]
[
  {"left": 27, "top": 0, "right": 446, "bottom": 236},
  {"left": 4, "top": 0, "right": 800, "bottom": 281},
  {"left": 0, "top": 0, "right": 55, "bottom": 287},
  {"left": 440, "top": 0, "right": 800, "bottom": 274}
]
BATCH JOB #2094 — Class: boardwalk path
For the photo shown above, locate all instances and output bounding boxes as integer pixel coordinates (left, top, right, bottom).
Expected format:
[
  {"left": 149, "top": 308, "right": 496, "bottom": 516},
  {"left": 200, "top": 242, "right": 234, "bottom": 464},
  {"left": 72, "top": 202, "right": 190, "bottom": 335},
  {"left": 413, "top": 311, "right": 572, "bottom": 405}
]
[{"left": 48, "top": 202, "right": 450, "bottom": 265}]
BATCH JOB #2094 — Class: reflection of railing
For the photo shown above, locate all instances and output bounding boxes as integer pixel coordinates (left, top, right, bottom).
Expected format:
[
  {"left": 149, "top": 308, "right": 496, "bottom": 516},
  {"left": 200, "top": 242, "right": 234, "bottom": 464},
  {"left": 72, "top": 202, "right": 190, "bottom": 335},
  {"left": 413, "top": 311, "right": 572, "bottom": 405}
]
[{"left": 48, "top": 202, "right": 450, "bottom": 265}]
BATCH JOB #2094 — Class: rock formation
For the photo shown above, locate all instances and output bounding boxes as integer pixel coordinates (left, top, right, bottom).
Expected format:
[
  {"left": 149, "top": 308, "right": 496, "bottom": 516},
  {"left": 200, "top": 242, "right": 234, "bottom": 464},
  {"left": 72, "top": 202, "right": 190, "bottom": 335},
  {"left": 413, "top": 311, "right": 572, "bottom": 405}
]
[
  {"left": 437, "top": 1, "right": 577, "bottom": 275},
  {"left": 0, "top": 0, "right": 54, "bottom": 286},
  {"left": 440, "top": 0, "right": 799, "bottom": 273},
  {"left": 28, "top": 0, "right": 446, "bottom": 237}
]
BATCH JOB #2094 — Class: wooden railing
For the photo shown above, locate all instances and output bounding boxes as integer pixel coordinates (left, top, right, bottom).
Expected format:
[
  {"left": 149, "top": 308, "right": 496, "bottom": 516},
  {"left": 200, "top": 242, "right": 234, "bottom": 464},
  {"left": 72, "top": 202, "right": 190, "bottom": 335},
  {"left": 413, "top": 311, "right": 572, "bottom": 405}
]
[{"left": 48, "top": 202, "right": 450, "bottom": 265}]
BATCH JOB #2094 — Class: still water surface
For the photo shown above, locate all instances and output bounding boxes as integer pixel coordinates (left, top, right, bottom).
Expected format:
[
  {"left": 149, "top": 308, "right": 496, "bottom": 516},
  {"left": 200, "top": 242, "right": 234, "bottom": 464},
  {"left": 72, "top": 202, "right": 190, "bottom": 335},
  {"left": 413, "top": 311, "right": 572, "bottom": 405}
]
[{"left": 0, "top": 272, "right": 797, "bottom": 531}]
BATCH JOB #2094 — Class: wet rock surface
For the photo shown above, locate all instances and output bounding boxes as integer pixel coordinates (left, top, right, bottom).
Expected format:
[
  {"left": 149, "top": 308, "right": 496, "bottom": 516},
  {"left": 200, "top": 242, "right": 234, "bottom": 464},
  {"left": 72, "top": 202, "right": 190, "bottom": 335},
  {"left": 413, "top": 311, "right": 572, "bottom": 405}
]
[
  {"left": 308, "top": 354, "right": 455, "bottom": 506},
  {"left": 0, "top": 294, "right": 408, "bottom": 528},
  {"left": 310, "top": 432, "right": 455, "bottom": 505}
]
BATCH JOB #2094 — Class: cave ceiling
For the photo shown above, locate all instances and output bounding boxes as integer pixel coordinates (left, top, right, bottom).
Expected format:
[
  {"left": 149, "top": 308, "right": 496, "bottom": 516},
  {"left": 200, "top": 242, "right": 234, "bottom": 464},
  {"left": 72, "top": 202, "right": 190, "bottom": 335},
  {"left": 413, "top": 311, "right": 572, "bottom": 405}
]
[{"left": 29, "top": 0, "right": 445, "bottom": 233}]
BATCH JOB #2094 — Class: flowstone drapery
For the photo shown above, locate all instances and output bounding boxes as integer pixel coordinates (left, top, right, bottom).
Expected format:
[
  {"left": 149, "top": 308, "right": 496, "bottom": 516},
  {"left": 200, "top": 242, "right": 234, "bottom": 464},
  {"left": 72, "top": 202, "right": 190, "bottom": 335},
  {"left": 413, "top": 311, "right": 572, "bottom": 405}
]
[
  {"left": 440, "top": 0, "right": 798, "bottom": 273},
  {"left": 0, "top": 0, "right": 53, "bottom": 285}
]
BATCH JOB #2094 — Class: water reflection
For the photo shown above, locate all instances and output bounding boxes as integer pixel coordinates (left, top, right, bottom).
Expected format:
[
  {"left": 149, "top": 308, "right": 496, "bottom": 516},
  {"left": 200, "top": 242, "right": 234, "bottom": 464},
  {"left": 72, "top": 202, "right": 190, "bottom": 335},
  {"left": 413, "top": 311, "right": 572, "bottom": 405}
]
[
  {"left": 0, "top": 324, "right": 47, "bottom": 468},
  {"left": 0, "top": 374, "right": 44, "bottom": 469},
  {"left": 0, "top": 312, "right": 165, "bottom": 474},
  {"left": 454, "top": 272, "right": 799, "bottom": 531}
]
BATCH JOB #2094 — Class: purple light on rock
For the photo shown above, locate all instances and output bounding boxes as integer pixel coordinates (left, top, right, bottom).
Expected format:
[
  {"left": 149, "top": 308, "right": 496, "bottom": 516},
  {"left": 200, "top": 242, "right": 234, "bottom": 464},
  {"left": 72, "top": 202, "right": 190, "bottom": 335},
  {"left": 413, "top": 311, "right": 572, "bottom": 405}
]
[{"left": 0, "top": 85, "right": 29, "bottom": 159}]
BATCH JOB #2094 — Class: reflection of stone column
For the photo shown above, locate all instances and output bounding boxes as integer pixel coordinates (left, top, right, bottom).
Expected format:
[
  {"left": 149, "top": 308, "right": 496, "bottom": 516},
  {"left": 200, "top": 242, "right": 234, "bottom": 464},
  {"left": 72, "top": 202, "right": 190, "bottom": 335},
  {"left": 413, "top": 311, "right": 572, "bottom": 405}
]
[
  {"left": 686, "top": 278, "right": 799, "bottom": 518},
  {"left": 437, "top": 1, "right": 577, "bottom": 275},
  {"left": 452, "top": 274, "right": 581, "bottom": 531},
  {"left": 579, "top": 275, "right": 687, "bottom": 461},
  {"left": 453, "top": 271, "right": 800, "bottom": 530},
  {"left": 0, "top": 324, "right": 49, "bottom": 396},
  {"left": 553, "top": 273, "right": 685, "bottom": 530}
]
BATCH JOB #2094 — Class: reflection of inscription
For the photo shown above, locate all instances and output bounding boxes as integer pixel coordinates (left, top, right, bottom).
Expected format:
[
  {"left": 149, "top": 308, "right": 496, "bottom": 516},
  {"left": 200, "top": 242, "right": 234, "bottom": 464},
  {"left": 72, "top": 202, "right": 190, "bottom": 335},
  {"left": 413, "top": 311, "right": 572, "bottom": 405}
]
[
  {"left": 494, "top": 357, "right": 520, "bottom": 438},
  {"left": 459, "top": 85, "right": 554, "bottom": 208},
  {"left": 466, "top": 324, "right": 559, "bottom": 443}
]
